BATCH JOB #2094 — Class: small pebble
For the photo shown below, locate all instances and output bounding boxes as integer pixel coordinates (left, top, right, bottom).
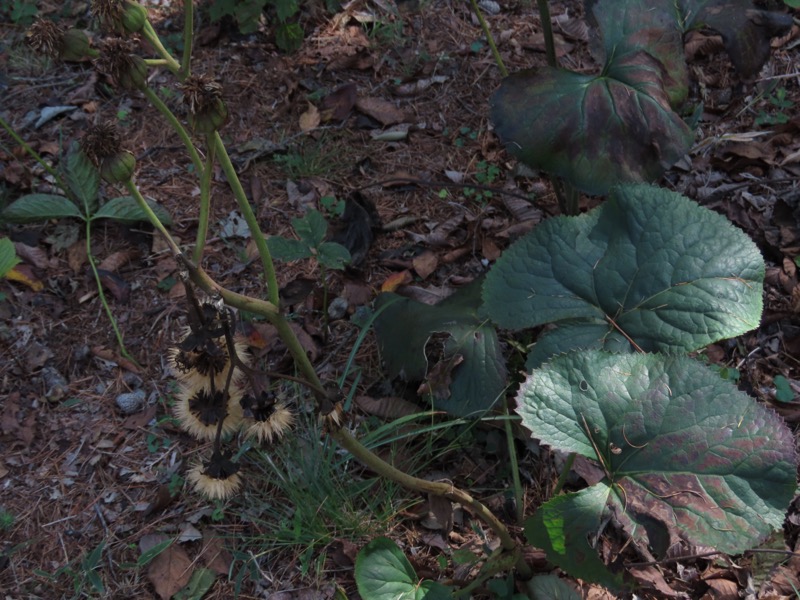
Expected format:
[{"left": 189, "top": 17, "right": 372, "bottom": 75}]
[
  {"left": 327, "top": 297, "right": 349, "bottom": 320},
  {"left": 115, "top": 389, "right": 146, "bottom": 414}
]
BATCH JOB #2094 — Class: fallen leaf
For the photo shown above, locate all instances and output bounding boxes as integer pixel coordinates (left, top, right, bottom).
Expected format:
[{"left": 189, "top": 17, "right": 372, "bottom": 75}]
[
  {"left": 98, "top": 249, "right": 138, "bottom": 272},
  {"left": 425, "top": 493, "right": 454, "bottom": 534},
  {"left": 320, "top": 82, "right": 357, "bottom": 122},
  {"left": 412, "top": 250, "right": 439, "bottom": 279},
  {"left": 97, "top": 269, "right": 130, "bottom": 303},
  {"left": 299, "top": 103, "right": 321, "bottom": 132},
  {"left": 355, "top": 97, "right": 406, "bottom": 125},
  {"left": 341, "top": 281, "right": 373, "bottom": 307},
  {"left": 122, "top": 404, "right": 157, "bottom": 429},
  {"left": 355, "top": 395, "right": 420, "bottom": 419},
  {"left": 142, "top": 483, "right": 176, "bottom": 517},
  {"left": 199, "top": 533, "right": 232, "bottom": 576},
  {"left": 381, "top": 270, "right": 413, "bottom": 292},
  {"left": 418, "top": 354, "right": 464, "bottom": 400},
  {"left": 6, "top": 264, "right": 43, "bottom": 291},
  {"left": 13, "top": 242, "right": 49, "bottom": 268},
  {"left": 147, "top": 544, "right": 193, "bottom": 600}
]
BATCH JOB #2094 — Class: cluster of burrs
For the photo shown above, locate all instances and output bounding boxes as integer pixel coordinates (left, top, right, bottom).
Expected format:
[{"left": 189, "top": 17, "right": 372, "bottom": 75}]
[{"left": 168, "top": 282, "right": 294, "bottom": 500}]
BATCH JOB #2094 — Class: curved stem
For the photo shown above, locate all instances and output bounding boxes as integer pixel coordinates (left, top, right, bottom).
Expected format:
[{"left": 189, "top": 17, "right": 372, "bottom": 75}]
[
  {"left": 212, "top": 131, "right": 280, "bottom": 307},
  {"left": 123, "top": 180, "right": 183, "bottom": 257},
  {"left": 552, "top": 452, "right": 576, "bottom": 495},
  {"left": 141, "top": 87, "right": 205, "bottom": 177},
  {"left": 141, "top": 20, "right": 181, "bottom": 74},
  {"left": 333, "top": 427, "right": 531, "bottom": 577},
  {"left": 181, "top": 0, "right": 194, "bottom": 78},
  {"left": 469, "top": 0, "right": 508, "bottom": 77},
  {"left": 193, "top": 139, "right": 215, "bottom": 264}
]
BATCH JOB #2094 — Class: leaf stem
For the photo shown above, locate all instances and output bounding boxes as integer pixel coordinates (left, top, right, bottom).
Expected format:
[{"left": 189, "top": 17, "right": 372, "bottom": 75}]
[
  {"left": 212, "top": 131, "right": 280, "bottom": 307},
  {"left": 141, "top": 86, "right": 204, "bottom": 177},
  {"left": 536, "top": 0, "right": 557, "bottom": 68},
  {"left": 193, "top": 139, "right": 215, "bottom": 264},
  {"left": 469, "top": 0, "right": 508, "bottom": 77},
  {"left": 141, "top": 20, "right": 181, "bottom": 74},
  {"left": 503, "top": 398, "right": 525, "bottom": 525},
  {"left": 0, "top": 114, "right": 67, "bottom": 191},
  {"left": 181, "top": 0, "right": 194, "bottom": 78},
  {"left": 552, "top": 451, "right": 576, "bottom": 495}
]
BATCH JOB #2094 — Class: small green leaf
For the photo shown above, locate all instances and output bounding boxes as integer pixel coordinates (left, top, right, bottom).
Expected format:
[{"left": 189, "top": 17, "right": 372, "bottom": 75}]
[
  {"left": 355, "top": 538, "right": 451, "bottom": 600},
  {"left": 317, "top": 241, "right": 351, "bottom": 270},
  {"left": 93, "top": 196, "right": 173, "bottom": 225},
  {"left": 267, "top": 236, "right": 312, "bottom": 262},
  {"left": 292, "top": 209, "right": 328, "bottom": 248},
  {"left": 173, "top": 567, "right": 216, "bottom": 600},
  {"left": 524, "top": 575, "right": 582, "bottom": 600},
  {"left": 773, "top": 375, "right": 795, "bottom": 403},
  {"left": 137, "top": 539, "right": 173, "bottom": 567},
  {"left": 275, "top": 0, "right": 299, "bottom": 22},
  {"left": 275, "top": 22, "right": 304, "bottom": 53},
  {"left": 0, "top": 238, "right": 21, "bottom": 279},
  {"left": 1, "top": 194, "right": 85, "bottom": 223},
  {"left": 375, "top": 279, "right": 507, "bottom": 417},
  {"left": 66, "top": 145, "right": 100, "bottom": 214}
]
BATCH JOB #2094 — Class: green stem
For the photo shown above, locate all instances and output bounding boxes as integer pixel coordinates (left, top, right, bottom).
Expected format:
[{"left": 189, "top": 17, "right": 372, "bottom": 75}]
[
  {"left": 181, "top": 0, "right": 194, "bottom": 78},
  {"left": 333, "top": 428, "right": 532, "bottom": 578},
  {"left": 536, "top": 0, "right": 557, "bottom": 68},
  {"left": 0, "top": 114, "right": 66, "bottom": 190},
  {"left": 552, "top": 452, "right": 576, "bottom": 495},
  {"left": 123, "top": 180, "right": 183, "bottom": 257},
  {"left": 503, "top": 399, "right": 524, "bottom": 525},
  {"left": 470, "top": 0, "right": 508, "bottom": 77},
  {"left": 193, "top": 139, "right": 215, "bottom": 264},
  {"left": 84, "top": 218, "right": 140, "bottom": 366},
  {"left": 141, "top": 87, "right": 205, "bottom": 177},
  {"left": 212, "top": 131, "right": 280, "bottom": 307},
  {"left": 141, "top": 20, "right": 181, "bottom": 74}
]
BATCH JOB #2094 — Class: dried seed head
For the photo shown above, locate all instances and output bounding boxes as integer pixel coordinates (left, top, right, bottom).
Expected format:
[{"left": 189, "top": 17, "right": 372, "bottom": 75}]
[
  {"left": 180, "top": 74, "right": 228, "bottom": 133},
  {"left": 173, "top": 385, "right": 244, "bottom": 441},
  {"left": 167, "top": 326, "right": 249, "bottom": 391},
  {"left": 241, "top": 393, "right": 294, "bottom": 444},
  {"left": 91, "top": 0, "right": 148, "bottom": 34},
  {"left": 26, "top": 19, "right": 64, "bottom": 59},
  {"left": 187, "top": 452, "right": 242, "bottom": 500},
  {"left": 95, "top": 38, "right": 147, "bottom": 90},
  {"left": 82, "top": 122, "right": 136, "bottom": 183}
]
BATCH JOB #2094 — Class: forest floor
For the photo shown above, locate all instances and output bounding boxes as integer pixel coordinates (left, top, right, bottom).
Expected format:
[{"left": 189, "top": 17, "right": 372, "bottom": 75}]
[{"left": 1, "top": 0, "right": 800, "bottom": 598}]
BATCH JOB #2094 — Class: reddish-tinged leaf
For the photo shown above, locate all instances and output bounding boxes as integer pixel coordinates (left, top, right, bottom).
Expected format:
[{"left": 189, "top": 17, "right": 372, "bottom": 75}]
[
  {"left": 381, "top": 270, "right": 413, "bottom": 292},
  {"left": 412, "top": 250, "right": 438, "bottom": 279},
  {"left": 355, "top": 395, "right": 420, "bottom": 419},
  {"left": 355, "top": 97, "right": 406, "bottom": 125}
]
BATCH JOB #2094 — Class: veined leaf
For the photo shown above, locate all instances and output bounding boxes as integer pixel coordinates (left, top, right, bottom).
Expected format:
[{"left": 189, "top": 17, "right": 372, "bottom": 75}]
[
  {"left": 517, "top": 351, "right": 798, "bottom": 558},
  {"left": 93, "top": 196, "right": 173, "bottom": 225},
  {"left": 267, "top": 237, "right": 312, "bottom": 262},
  {"left": 293, "top": 209, "right": 328, "bottom": 248},
  {"left": 66, "top": 145, "right": 100, "bottom": 214},
  {"left": 0, "top": 238, "right": 21, "bottom": 278},
  {"left": 483, "top": 184, "right": 764, "bottom": 363},
  {"left": 1, "top": 194, "right": 85, "bottom": 223}
]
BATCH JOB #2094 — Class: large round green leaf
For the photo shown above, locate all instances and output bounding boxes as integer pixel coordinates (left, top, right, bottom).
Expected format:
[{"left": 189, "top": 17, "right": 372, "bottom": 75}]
[
  {"left": 517, "top": 351, "right": 798, "bottom": 555},
  {"left": 483, "top": 184, "right": 764, "bottom": 359}
]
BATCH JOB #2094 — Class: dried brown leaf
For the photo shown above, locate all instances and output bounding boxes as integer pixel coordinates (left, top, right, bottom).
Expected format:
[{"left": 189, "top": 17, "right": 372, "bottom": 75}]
[
  {"left": 355, "top": 395, "right": 419, "bottom": 419},
  {"left": 355, "top": 97, "right": 406, "bottom": 125},
  {"left": 412, "top": 250, "right": 438, "bottom": 279},
  {"left": 199, "top": 533, "right": 232, "bottom": 576},
  {"left": 147, "top": 544, "right": 193, "bottom": 600},
  {"left": 299, "top": 103, "right": 321, "bottom": 132},
  {"left": 321, "top": 82, "right": 357, "bottom": 122}
]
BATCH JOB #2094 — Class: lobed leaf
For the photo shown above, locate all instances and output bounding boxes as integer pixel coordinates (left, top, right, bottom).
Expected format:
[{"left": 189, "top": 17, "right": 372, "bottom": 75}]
[
  {"left": 517, "top": 351, "right": 798, "bottom": 556},
  {"left": 483, "top": 185, "right": 764, "bottom": 362}
]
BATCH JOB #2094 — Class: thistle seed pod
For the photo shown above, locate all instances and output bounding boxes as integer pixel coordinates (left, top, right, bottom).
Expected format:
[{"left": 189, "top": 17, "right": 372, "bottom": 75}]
[
  {"left": 82, "top": 122, "right": 137, "bottom": 184},
  {"left": 180, "top": 75, "right": 229, "bottom": 134},
  {"left": 91, "top": 0, "right": 148, "bottom": 35},
  {"left": 95, "top": 39, "right": 148, "bottom": 91},
  {"left": 187, "top": 451, "right": 242, "bottom": 500}
]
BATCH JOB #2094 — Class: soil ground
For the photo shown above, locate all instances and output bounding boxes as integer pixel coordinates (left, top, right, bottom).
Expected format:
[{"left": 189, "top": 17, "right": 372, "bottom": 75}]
[{"left": 1, "top": 0, "right": 800, "bottom": 598}]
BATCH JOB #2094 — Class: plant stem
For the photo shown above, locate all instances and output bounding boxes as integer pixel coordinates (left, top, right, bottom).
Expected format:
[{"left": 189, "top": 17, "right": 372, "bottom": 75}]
[
  {"left": 536, "top": 0, "right": 557, "bottom": 68},
  {"left": 84, "top": 218, "right": 140, "bottom": 366},
  {"left": 181, "top": 0, "right": 194, "bottom": 78},
  {"left": 0, "top": 114, "right": 66, "bottom": 190},
  {"left": 141, "top": 20, "right": 181, "bottom": 74},
  {"left": 470, "top": 0, "right": 508, "bottom": 77},
  {"left": 212, "top": 131, "right": 280, "bottom": 307},
  {"left": 503, "top": 399, "right": 524, "bottom": 525},
  {"left": 193, "top": 139, "right": 215, "bottom": 264},
  {"left": 123, "top": 180, "right": 183, "bottom": 257},
  {"left": 552, "top": 451, "right": 576, "bottom": 495},
  {"left": 141, "top": 87, "right": 205, "bottom": 177},
  {"left": 333, "top": 427, "right": 532, "bottom": 578}
]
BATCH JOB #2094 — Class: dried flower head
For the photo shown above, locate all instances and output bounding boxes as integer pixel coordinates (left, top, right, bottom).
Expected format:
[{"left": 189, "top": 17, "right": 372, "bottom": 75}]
[
  {"left": 82, "top": 122, "right": 136, "bottom": 183},
  {"left": 91, "top": 0, "right": 148, "bottom": 34},
  {"left": 168, "top": 326, "right": 249, "bottom": 391},
  {"left": 180, "top": 74, "right": 228, "bottom": 133},
  {"left": 26, "top": 19, "right": 64, "bottom": 58},
  {"left": 320, "top": 400, "right": 345, "bottom": 431},
  {"left": 241, "top": 392, "right": 294, "bottom": 444},
  {"left": 95, "top": 38, "right": 147, "bottom": 90},
  {"left": 187, "top": 451, "right": 242, "bottom": 500},
  {"left": 173, "top": 384, "right": 244, "bottom": 441}
]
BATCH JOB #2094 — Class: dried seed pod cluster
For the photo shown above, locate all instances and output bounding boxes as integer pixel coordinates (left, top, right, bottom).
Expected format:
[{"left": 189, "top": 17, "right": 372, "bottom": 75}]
[{"left": 168, "top": 299, "right": 294, "bottom": 499}]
